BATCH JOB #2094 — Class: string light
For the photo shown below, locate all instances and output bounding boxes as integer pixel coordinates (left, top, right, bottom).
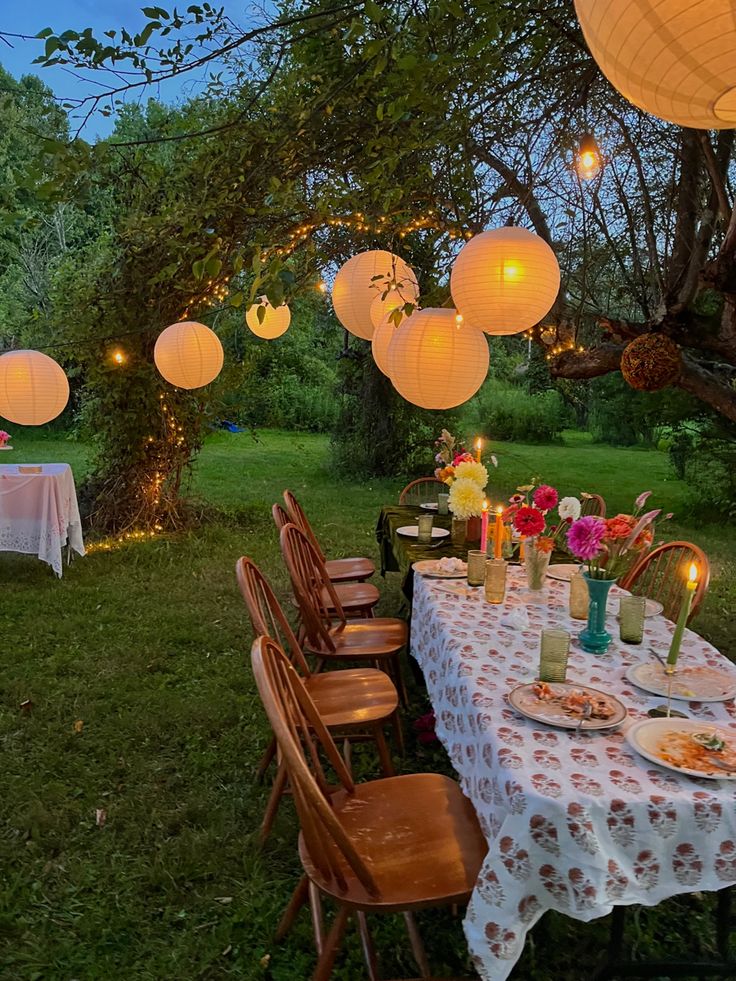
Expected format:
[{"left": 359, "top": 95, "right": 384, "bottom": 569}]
[
  {"left": 112, "top": 349, "right": 126, "bottom": 366},
  {"left": 576, "top": 133, "right": 603, "bottom": 180}
]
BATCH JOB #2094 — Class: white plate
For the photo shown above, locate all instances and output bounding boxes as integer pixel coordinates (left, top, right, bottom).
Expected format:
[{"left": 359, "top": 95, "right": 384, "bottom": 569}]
[
  {"left": 627, "top": 718, "right": 736, "bottom": 780},
  {"left": 396, "top": 525, "right": 450, "bottom": 539},
  {"left": 508, "top": 682, "right": 627, "bottom": 731},
  {"left": 626, "top": 662, "right": 736, "bottom": 702},
  {"left": 412, "top": 559, "right": 467, "bottom": 578},
  {"left": 419, "top": 502, "right": 439, "bottom": 510},
  {"left": 617, "top": 597, "right": 664, "bottom": 619},
  {"left": 545, "top": 564, "right": 581, "bottom": 582}
]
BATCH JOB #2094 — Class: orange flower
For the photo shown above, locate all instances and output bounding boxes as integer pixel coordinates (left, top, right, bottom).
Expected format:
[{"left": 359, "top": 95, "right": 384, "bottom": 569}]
[
  {"left": 605, "top": 514, "right": 636, "bottom": 541},
  {"left": 634, "top": 528, "right": 653, "bottom": 549},
  {"left": 535, "top": 536, "right": 555, "bottom": 553}
]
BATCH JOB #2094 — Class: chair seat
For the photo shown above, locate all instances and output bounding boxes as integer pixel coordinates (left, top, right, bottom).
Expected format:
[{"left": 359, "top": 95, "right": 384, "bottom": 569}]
[
  {"left": 304, "top": 668, "right": 398, "bottom": 728},
  {"left": 311, "top": 618, "right": 408, "bottom": 660},
  {"left": 323, "top": 582, "right": 381, "bottom": 615},
  {"left": 299, "top": 773, "right": 486, "bottom": 912},
  {"left": 325, "top": 556, "right": 375, "bottom": 583}
]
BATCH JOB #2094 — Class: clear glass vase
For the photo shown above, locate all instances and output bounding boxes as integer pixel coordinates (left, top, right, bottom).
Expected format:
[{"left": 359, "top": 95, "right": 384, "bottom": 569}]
[{"left": 524, "top": 539, "right": 552, "bottom": 591}]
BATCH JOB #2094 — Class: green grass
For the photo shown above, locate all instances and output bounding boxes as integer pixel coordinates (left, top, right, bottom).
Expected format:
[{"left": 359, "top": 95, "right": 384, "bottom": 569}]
[{"left": 1, "top": 430, "right": 734, "bottom": 980}]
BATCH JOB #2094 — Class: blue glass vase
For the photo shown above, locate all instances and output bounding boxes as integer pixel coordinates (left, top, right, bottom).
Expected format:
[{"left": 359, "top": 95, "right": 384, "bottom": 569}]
[{"left": 579, "top": 572, "right": 617, "bottom": 654}]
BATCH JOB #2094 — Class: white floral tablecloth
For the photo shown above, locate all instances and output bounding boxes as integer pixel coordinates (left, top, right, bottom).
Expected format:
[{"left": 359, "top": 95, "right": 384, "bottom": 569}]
[
  {"left": 0, "top": 463, "right": 85, "bottom": 577},
  {"left": 411, "top": 568, "right": 736, "bottom": 981}
]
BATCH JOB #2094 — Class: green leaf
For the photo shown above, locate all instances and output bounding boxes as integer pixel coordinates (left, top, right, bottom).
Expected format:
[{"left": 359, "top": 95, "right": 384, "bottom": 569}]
[
  {"left": 192, "top": 259, "right": 205, "bottom": 280},
  {"left": 229, "top": 291, "right": 243, "bottom": 308},
  {"left": 204, "top": 256, "right": 222, "bottom": 277}
]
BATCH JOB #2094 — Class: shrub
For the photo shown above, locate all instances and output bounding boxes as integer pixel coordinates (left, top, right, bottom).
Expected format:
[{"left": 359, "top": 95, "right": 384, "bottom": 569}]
[{"left": 462, "top": 380, "right": 569, "bottom": 443}]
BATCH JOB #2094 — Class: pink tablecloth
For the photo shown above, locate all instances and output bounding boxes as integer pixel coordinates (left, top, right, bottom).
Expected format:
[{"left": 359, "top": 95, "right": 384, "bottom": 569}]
[
  {"left": 411, "top": 568, "right": 736, "bottom": 980},
  {"left": 0, "top": 463, "right": 85, "bottom": 576}
]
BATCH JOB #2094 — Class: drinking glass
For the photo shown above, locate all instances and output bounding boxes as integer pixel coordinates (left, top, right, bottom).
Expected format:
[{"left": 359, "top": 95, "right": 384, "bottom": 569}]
[
  {"left": 484, "top": 559, "right": 507, "bottom": 603},
  {"left": 467, "top": 550, "right": 486, "bottom": 586},
  {"left": 437, "top": 492, "right": 450, "bottom": 515},
  {"left": 417, "top": 513, "right": 434, "bottom": 545},
  {"left": 569, "top": 570, "right": 589, "bottom": 620},
  {"left": 619, "top": 595, "right": 646, "bottom": 644},
  {"left": 539, "top": 628, "right": 570, "bottom": 683}
]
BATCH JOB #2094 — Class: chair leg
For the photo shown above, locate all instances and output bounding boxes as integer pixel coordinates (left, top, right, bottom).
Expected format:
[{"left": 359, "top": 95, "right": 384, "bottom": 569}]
[
  {"left": 309, "top": 881, "right": 325, "bottom": 955},
  {"left": 372, "top": 724, "right": 395, "bottom": 777},
  {"left": 391, "top": 709, "right": 405, "bottom": 756},
  {"left": 356, "top": 911, "right": 380, "bottom": 980},
  {"left": 256, "top": 736, "right": 277, "bottom": 783},
  {"left": 393, "top": 652, "right": 409, "bottom": 706},
  {"left": 403, "top": 911, "right": 431, "bottom": 978},
  {"left": 275, "top": 874, "right": 309, "bottom": 942},
  {"left": 313, "top": 904, "right": 350, "bottom": 981},
  {"left": 259, "top": 757, "right": 288, "bottom": 845}
]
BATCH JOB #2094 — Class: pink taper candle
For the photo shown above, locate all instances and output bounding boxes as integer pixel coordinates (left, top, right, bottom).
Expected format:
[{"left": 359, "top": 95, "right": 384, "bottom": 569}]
[
  {"left": 480, "top": 499, "right": 489, "bottom": 555},
  {"left": 493, "top": 505, "right": 504, "bottom": 559}
]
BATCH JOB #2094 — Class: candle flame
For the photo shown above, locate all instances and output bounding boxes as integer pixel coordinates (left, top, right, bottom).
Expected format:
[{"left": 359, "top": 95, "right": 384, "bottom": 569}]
[
  {"left": 496, "top": 504, "right": 503, "bottom": 514},
  {"left": 482, "top": 498, "right": 488, "bottom": 511},
  {"left": 688, "top": 563, "right": 698, "bottom": 583},
  {"left": 475, "top": 437, "right": 482, "bottom": 449}
]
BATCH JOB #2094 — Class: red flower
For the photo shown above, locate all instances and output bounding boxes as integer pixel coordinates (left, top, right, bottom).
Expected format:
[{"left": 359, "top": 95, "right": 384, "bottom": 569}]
[
  {"left": 533, "top": 485, "right": 559, "bottom": 511},
  {"left": 513, "top": 505, "right": 546, "bottom": 537},
  {"left": 502, "top": 503, "right": 520, "bottom": 524}
]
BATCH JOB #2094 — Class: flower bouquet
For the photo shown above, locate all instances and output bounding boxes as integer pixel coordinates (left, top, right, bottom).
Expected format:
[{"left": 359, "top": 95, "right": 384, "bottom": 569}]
[
  {"left": 0, "top": 430, "right": 11, "bottom": 450},
  {"left": 433, "top": 428, "right": 497, "bottom": 487},
  {"left": 503, "top": 482, "right": 582, "bottom": 590}
]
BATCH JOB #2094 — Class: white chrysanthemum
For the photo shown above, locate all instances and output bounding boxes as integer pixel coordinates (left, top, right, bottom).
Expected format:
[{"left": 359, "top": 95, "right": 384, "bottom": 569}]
[
  {"left": 453, "top": 460, "right": 488, "bottom": 489},
  {"left": 558, "top": 496, "right": 581, "bottom": 521},
  {"left": 448, "top": 477, "right": 484, "bottom": 519}
]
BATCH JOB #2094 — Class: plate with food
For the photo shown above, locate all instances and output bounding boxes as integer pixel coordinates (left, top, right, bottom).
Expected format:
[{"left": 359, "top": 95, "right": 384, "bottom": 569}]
[
  {"left": 396, "top": 525, "right": 450, "bottom": 539},
  {"left": 508, "top": 681, "right": 627, "bottom": 731},
  {"left": 413, "top": 557, "right": 467, "bottom": 578},
  {"left": 419, "top": 502, "right": 439, "bottom": 510},
  {"left": 626, "top": 662, "right": 736, "bottom": 702},
  {"left": 627, "top": 718, "right": 736, "bottom": 780},
  {"left": 545, "top": 564, "right": 581, "bottom": 582}
]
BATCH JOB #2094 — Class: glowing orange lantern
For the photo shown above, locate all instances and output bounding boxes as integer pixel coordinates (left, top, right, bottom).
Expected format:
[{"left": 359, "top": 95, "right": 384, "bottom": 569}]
[
  {"left": 0, "top": 350, "right": 69, "bottom": 425},
  {"left": 246, "top": 297, "right": 291, "bottom": 339},
  {"left": 154, "top": 321, "right": 224, "bottom": 389},
  {"left": 331, "top": 250, "right": 418, "bottom": 340}
]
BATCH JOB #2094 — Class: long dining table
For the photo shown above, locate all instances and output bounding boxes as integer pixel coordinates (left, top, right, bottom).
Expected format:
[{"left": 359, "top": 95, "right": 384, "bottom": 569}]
[{"left": 409, "top": 565, "right": 736, "bottom": 980}]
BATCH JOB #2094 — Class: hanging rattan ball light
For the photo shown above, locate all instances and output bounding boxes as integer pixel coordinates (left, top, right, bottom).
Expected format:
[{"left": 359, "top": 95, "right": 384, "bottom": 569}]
[
  {"left": 154, "top": 321, "right": 224, "bottom": 389},
  {"left": 387, "top": 308, "right": 489, "bottom": 409},
  {"left": 331, "top": 250, "right": 418, "bottom": 341},
  {"left": 450, "top": 227, "right": 560, "bottom": 336},
  {"left": 574, "top": 0, "right": 736, "bottom": 129},
  {"left": 0, "top": 350, "right": 69, "bottom": 425},
  {"left": 621, "top": 333, "right": 682, "bottom": 391},
  {"left": 246, "top": 297, "right": 291, "bottom": 339}
]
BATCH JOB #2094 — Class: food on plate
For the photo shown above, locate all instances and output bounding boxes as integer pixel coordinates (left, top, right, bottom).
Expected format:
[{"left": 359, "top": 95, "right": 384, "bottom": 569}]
[
  {"left": 437, "top": 557, "right": 466, "bottom": 573},
  {"left": 657, "top": 729, "right": 736, "bottom": 775},
  {"left": 532, "top": 682, "right": 616, "bottom": 720}
]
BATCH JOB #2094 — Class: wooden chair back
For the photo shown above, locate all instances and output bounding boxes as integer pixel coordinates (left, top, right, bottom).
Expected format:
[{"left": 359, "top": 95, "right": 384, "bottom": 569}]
[
  {"left": 235, "top": 557, "right": 312, "bottom": 676},
  {"left": 581, "top": 493, "right": 606, "bottom": 518},
  {"left": 283, "top": 489, "right": 325, "bottom": 561},
  {"left": 251, "top": 636, "right": 379, "bottom": 898},
  {"left": 279, "top": 522, "right": 343, "bottom": 655},
  {"left": 618, "top": 540, "right": 710, "bottom": 624},
  {"left": 399, "top": 477, "right": 448, "bottom": 506},
  {"left": 272, "top": 502, "right": 290, "bottom": 535}
]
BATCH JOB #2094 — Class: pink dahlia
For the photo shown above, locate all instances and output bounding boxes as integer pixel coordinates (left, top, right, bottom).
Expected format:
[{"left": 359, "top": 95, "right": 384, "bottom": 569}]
[
  {"left": 533, "top": 484, "right": 559, "bottom": 511},
  {"left": 567, "top": 515, "right": 606, "bottom": 561}
]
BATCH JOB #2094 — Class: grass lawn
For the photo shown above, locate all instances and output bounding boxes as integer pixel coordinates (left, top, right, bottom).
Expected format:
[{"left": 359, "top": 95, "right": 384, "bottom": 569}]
[{"left": 1, "top": 429, "right": 733, "bottom": 980}]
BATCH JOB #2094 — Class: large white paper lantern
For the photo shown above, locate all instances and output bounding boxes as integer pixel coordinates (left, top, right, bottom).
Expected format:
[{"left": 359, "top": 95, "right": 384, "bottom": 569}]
[
  {"left": 0, "top": 350, "right": 69, "bottom": 425},
  {"left": 370, "top": 289, "right": 413, "bottom": 376},
  {"left": 246, "top": 297, "right": 291, "bottom": 339},
  {"left": 387, "top": 308, "right": 489, "bottom": 410},
  {"left": 575, "top": 0, "right": 736, "bottom": 129},
  {"left": 332, "top": 250, "right": 418, "bottom": 341},
  {"left": 154, "top": 321, "right": 224, "bottom": 389},
  {"left": 450, "top": 227, "right": 560, "bottom": 336}
]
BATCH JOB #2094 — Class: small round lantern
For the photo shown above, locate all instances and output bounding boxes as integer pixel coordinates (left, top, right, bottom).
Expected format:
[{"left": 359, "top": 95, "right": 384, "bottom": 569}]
[
  {"left": 0, "top": 350, "right": 69, "bottom": 425},
  {"left": 154, "top": 321, "right": 224, "bottom": 389},
  {"left": 450, "top": 227, "right": 560, "bottom": 335},
  {"left": 574, "top": 0, "right": 736, "bottom": 129},
  {"left": 621, "top": 333, "right": 682, "bottom": 392},
  {"left": 332, "top": 250, "right": 418, "bottom": 341},
  {"left": 246, "top": 297, "right": 291, "bottom": 339},
  {"left": 387, "top": 308, "right": 489, "bottom": 409}
]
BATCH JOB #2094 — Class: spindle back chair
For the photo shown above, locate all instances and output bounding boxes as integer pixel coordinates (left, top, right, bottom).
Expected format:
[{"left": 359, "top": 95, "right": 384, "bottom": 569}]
[
  {"left": 580, "top": 493, "right": 606, "bottom": 518},
  {"left": 399, "top": 477, "right": 448, "bottom": 506},
  {"left": 618, "top": 540, "right": 710, "bottom": 624}
]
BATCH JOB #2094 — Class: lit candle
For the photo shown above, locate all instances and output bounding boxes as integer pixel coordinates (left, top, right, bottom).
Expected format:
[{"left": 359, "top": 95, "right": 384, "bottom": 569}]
[
  {"left": 666, "top": 563, "right": 698, "bottom": 672},
  {"left": 480, "top": 499, "right": 489, "bottom": 555},
  {"left": 475, "top": 437, "right": 482, "bottom": 463},
  {"left": 493, "top": 504, "right": 504, "bottom": 559}
]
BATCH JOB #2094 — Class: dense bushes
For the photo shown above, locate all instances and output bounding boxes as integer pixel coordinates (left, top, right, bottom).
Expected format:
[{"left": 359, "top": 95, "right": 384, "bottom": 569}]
[
  {"left": 462, "top": 379, "right": 570, "bottom": 443},
  {"left": 666, "top": 419, "right": 736, "bottom": 518}
]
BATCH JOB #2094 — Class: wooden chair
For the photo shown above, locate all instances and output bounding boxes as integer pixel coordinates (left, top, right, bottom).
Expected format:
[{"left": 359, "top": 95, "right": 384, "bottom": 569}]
[
  {"left": 581, "top": 493, "right": 606, "bottom": 517},
  {"left": 279, "top": 522, "right": 408, "bottom": 702},
  {"left": 251, "top": 636, "right": 487, "bottom": 981},
  {"left": 235, "top": 558, "right": 401, "bottom": 843},
  {"left": 283, "top": 490, "right": 375, "bottom": 584},
  {"left": 399, "top": 477, "right": 447, "bottom": 506},
  {"left": 618, "top": 540, "right": 710, "bottom": 624}
]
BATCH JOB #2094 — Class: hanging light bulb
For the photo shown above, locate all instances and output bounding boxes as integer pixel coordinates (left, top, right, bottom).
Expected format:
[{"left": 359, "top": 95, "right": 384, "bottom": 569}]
[
  {"left": 576, "top": 133, "right": 602, "bottom": 179},
  {"left": 112, "top": 349, "right": 126, "bottom": 366}
]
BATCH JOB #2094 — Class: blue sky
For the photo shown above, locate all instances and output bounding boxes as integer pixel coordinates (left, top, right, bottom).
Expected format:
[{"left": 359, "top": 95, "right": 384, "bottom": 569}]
[{"left": 0, "top": 0, "right": 245, "bottom": 138}]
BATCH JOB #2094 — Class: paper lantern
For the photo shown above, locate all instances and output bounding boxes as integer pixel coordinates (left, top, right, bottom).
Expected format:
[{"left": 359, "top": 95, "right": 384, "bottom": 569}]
[
  {"left": 621, "top": 333, "right": 682, "bottom": 391},
  {"left": 371, "top": 317, "right": 398, "bottom": 377},
  {"left": 450, "top": 227, "right": 559, "bottom": 336},
  {"left": 332, "top": 250, "right": 418, "bottom": 340},
  {"left": 154, "top": 321, "right": 224, "bottom": 389},
  {"left": 0, "top": 350, "right": 69, "bottom": 425},
  {"left": 387, "top": 308, "right": 489, "bottom": 410},
  {"left": 246, "top": 297, "right": 291, "bottom": 339},
  {"left": 574, "top": 0, "right": 736, "bottom": 129},
  {"left": 370, "top": 289, "right": 414, "bottom": 376}
]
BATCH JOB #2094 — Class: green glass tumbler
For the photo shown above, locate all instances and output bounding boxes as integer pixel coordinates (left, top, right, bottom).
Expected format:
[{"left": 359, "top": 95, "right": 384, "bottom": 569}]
[
  {"left": 417, "top": 513, "right": 434, "bottom": 545},
  {"left": 619, "top": 595, "right": 646, "bottom": 644}
]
